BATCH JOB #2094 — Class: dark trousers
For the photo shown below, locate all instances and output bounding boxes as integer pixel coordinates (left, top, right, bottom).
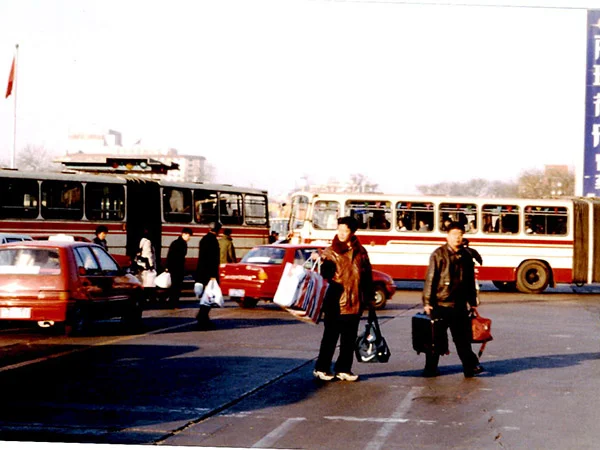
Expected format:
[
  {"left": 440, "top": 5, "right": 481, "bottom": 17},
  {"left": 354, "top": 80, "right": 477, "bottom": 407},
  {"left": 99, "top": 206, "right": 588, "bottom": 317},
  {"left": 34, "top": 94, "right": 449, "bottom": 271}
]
[
  {"left": 425, "top": 306, "right": 479, "bottom": 374},
  {"left": 315, "top": 314, "right": 360, "bottom": 374},
  {"left": 168, "top": 277, "right": 183, "bottom": 307}
]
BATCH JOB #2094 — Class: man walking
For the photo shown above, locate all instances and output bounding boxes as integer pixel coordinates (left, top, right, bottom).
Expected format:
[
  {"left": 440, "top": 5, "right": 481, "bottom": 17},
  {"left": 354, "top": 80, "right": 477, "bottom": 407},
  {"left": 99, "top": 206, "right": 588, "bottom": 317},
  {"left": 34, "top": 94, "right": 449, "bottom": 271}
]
[
  {"left": 422, "top": 221, "right": 484, "bottom": 378},
  {"left": 196, "top": 222, "right": 222, "bottom": 330},
  {"left": 166, "top": 227, "right": 193, "bottom": 308}
]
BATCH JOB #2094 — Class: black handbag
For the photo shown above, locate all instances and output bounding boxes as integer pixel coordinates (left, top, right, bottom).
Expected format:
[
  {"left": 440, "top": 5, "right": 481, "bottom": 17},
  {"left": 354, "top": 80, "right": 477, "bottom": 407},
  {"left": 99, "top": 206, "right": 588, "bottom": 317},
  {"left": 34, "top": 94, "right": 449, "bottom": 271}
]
[{"left": 355, "top": 309, "right": 391, "bottom": 363}]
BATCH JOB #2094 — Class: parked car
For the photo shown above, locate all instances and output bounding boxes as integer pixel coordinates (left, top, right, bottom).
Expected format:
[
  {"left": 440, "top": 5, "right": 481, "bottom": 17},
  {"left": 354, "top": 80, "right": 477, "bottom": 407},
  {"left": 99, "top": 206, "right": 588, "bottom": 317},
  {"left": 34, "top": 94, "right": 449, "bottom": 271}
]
[
  {"left": 219, "top": 244, "right": 396, "bottom": 309},
  {"left": 0, "top": 233, "right": 33, "bottom": 244},
  {"left": 0, "top": 240, "right": 144, "bottom": 335}
]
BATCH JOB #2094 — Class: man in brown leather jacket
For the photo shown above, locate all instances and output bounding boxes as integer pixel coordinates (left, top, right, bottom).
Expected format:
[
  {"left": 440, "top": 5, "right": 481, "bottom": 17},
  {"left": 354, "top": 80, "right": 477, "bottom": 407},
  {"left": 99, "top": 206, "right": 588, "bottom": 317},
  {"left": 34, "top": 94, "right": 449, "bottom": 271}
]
[{"left": 422, "top": 222, "right": 484, "bottom": 378}]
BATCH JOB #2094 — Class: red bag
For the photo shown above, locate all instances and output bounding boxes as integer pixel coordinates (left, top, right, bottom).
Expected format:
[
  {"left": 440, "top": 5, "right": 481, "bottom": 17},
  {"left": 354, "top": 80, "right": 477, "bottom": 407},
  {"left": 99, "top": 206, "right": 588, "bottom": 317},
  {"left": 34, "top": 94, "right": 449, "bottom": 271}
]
[{"left": 471, "top": 310, "right": 493, "bottom": 357}]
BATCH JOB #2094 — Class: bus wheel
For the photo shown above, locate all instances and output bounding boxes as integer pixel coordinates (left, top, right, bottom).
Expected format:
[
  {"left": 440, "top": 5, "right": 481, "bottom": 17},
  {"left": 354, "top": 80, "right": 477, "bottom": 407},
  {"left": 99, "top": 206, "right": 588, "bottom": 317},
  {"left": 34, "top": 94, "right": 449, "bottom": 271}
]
[
  {"left": 516, "top": 261, "right": 549, "bottom": 294},
  {"left": 373, "top": 286, "right": 387, "bottom": 310},
  {"left": 234, "top": 297, "right": 259, "bottom": 308},
  {"left": 492, "top": 281, "right": 517, "bottom": 292}
]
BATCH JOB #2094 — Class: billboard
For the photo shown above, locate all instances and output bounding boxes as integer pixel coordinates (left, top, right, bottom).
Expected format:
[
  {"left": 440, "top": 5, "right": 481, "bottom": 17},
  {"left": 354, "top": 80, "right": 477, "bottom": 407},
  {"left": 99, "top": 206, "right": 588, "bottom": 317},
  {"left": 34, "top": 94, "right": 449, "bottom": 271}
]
[{"left": 583, "top": 9, "right": 600, "bottom": 197}]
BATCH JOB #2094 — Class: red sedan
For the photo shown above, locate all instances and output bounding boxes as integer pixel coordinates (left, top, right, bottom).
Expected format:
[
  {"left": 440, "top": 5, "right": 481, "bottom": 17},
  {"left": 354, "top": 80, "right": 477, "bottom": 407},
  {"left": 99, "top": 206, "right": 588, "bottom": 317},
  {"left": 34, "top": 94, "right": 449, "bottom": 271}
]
[
  {"left": 0, "top": 239, "right": 144, "bottom": 335},
  {"left": 219, "top": 244, "right": 396, "bottom": 309}
]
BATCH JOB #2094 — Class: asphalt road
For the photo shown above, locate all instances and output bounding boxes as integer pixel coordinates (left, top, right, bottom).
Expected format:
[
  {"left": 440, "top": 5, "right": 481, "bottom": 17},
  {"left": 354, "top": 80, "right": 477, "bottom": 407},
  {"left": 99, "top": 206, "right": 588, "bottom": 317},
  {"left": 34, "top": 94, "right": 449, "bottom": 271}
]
[{"left": 1, "top": 284, "right": 600, "bottom": 450}]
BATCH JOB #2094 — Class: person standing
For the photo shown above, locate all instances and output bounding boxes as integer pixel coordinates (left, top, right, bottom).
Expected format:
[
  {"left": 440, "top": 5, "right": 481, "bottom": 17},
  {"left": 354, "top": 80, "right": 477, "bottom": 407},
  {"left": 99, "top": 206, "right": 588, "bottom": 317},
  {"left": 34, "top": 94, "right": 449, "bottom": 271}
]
[
  {"left": 93, "top": 225, "right": 109, "bottom": 251},
  {"left": 422, "top": 221, "right": 484, "bottom": 378},
  {"left": 165, "top": 227, "right": 193, "bottom": 309},
  {"left": 313, "top": 216, "right": 375, "bottom": 382},
  {"left": 138, "top": 228, "right": 157, "bottom": 303},
  {"left": 196, "top": 222, "right": 222, "bottom": 330},
  {"left": 219, "top": 228, "right": 237, "bottom": 264}
]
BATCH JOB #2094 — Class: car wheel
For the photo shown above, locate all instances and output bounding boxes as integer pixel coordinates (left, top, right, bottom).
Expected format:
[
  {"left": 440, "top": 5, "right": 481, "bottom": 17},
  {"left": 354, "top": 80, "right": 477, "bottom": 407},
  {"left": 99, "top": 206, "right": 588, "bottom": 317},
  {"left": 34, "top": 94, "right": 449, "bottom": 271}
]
[
  {"left": 373, "top": 285, "right": 387, "bottom": 310},
  {"left": 234, "top": 297, "right": 259, "bottom": 308},
  {"left": 64, "top": 305, "right": 88, "bottom": 336},
  {"left": 121, "top": 296, "right": 144, "bottom": 332},
  {"left": 515, "top": 260, "right": 550, "bottom": 294},
  {"left": 492, "top": 280, "right": 517, "bottom": 292}
]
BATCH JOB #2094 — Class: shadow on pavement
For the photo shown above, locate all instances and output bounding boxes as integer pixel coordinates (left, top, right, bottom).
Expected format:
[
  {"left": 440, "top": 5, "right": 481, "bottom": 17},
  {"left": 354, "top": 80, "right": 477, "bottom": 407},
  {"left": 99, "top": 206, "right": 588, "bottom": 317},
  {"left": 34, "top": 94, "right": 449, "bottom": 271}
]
[{"left": 361, "top": 351, "right": 600, "bottom": 379}]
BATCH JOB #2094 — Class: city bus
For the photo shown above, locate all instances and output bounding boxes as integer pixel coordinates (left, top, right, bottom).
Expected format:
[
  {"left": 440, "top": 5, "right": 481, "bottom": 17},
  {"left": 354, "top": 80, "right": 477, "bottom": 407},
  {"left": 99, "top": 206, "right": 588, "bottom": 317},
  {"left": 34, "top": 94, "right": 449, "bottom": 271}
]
[
  {"left": 0, "top": 169, "right": 270, "bottom": 275},
  {"left": 288, "top": 191, "right": 600, "bottom": 293}
]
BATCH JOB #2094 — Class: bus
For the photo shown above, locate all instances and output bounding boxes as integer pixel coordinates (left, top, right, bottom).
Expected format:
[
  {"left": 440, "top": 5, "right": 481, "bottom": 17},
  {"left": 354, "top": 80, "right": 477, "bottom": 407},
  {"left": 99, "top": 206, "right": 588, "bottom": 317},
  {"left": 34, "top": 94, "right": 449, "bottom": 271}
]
[
  {"left": 0, "top": 169, "right": 270, "bottom": 275},
  {"left": 288, "top": 191, "right": 600, "bottom": 293}
]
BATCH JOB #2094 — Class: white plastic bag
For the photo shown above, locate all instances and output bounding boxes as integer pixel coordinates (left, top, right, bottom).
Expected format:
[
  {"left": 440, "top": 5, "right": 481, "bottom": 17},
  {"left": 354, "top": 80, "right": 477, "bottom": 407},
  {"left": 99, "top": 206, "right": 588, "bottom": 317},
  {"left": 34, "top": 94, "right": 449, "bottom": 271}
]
[
  {"left": 141, "top": 269, "right": 157, "bottom": 288},
  {"left": 154, "top": 271, "right": 172, "bottom": 289},
  {"left": 194, "top": 282, "right": 204, "bottom": 299},
  {"left": 200, "top": 278, "right": 224, "bottom": 308},
  {"left": 273, "top": 263, "right": 306, "bottom": 307}
]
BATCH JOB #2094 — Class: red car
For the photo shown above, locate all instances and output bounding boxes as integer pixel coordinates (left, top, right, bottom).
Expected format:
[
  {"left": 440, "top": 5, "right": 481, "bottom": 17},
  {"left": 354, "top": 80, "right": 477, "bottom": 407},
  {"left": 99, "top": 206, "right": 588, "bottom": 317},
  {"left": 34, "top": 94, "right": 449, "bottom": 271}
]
[
  {"left": 0, "top": 239, "right": 144, "bottom": 335},
  {"left": 219, "top": 244, "right": 396, "bottom": 309}
]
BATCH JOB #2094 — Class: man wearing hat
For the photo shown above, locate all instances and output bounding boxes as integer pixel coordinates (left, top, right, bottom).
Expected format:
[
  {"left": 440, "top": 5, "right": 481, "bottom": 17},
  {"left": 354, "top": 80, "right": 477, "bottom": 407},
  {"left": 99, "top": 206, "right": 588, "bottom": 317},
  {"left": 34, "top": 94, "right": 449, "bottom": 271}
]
[{"left": 196, "top": 222, "right": 222, "bottom": 330}]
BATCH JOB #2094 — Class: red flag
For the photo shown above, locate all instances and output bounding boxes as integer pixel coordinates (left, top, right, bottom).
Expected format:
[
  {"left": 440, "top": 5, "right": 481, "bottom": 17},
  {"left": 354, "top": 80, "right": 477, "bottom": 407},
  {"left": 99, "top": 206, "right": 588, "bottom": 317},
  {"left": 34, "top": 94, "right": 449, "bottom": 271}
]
[{"left": 5, "top": 57, "right": 15, "bottom": 98}]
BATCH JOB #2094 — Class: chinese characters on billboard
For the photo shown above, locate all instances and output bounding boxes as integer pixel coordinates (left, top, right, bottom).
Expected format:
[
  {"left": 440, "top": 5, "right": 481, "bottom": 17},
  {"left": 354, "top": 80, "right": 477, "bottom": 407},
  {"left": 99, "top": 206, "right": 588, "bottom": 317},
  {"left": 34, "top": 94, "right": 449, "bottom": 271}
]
[{"left": 583, "top": 10, "right": 600, "bottom": 197}]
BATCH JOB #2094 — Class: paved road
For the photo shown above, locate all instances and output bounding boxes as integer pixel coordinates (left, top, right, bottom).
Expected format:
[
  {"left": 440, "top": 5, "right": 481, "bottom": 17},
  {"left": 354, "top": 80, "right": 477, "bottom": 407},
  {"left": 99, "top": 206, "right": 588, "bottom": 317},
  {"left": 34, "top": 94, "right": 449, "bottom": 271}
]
[{"left": 1, "top": 286, "right": 600, "bottom": 449}]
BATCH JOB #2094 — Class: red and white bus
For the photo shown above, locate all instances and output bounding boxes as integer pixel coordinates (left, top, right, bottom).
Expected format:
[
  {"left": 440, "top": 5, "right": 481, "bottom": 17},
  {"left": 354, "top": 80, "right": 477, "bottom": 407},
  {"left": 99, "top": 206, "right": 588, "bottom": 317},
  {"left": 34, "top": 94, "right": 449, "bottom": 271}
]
[
  {"left": 0, "top": 170, "right": 270, "bottom": 275},
  {"left": 288, "top": 191, "right": 600, "bottom": 293}
]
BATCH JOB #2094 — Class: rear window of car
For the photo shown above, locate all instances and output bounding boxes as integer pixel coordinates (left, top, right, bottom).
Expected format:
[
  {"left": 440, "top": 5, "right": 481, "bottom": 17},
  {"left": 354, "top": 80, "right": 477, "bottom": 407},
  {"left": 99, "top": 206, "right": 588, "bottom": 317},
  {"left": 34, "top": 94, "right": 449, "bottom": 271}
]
[
  {"left": 0, "top": 248, "right": 61, "bottom": 275},
  {"left": 241, "top": 247, "right": 286, "bottom": 264}
]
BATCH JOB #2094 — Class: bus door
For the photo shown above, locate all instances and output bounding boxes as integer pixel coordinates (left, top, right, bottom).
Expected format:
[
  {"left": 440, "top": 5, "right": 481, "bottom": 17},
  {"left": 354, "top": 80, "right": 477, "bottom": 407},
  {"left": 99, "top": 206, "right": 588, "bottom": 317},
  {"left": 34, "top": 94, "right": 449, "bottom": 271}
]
[{"left": 126, "top": 179, "right": 162, "bottom": 269}]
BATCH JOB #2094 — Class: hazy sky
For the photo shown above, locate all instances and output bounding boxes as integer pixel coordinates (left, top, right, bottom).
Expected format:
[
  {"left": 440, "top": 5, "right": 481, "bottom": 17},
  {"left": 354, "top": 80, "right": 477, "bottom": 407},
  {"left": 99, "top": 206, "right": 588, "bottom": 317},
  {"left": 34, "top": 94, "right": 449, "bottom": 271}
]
[{"left": 0, "top": 0, "right": 598, "bottom": 198}]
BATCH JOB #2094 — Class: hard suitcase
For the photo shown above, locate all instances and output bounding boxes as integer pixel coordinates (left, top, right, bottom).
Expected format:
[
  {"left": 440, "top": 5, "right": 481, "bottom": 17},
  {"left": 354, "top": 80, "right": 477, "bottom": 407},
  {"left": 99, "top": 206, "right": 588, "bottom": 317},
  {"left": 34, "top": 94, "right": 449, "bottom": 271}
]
[{"left": 412, "top": 312, "right": 449, "bottom": 355}]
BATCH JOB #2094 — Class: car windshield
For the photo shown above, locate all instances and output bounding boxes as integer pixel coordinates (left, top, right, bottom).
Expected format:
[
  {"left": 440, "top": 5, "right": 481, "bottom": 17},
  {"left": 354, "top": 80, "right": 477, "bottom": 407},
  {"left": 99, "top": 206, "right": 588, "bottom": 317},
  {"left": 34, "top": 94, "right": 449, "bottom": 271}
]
[
  {"left": 0, "top": 248, "right": 61, "bottom": 275},
  {"left": 241, "top": 247, "right": 286, "bottom": 265}
]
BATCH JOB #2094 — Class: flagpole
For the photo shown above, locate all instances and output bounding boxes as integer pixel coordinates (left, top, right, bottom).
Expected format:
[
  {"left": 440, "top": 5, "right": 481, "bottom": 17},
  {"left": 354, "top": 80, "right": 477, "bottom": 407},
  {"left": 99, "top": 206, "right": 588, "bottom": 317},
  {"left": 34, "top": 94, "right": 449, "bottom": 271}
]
[{"left": 11, "top": 44, "right": 18, "bottom": 169}]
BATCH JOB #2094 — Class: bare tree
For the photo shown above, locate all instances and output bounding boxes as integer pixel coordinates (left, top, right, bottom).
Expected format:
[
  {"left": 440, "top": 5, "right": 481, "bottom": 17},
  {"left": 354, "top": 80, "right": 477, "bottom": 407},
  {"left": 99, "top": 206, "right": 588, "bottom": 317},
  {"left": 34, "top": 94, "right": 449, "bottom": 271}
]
[
  {"left": 16, "top": 144, "right": 62, "bottom": 172},
  {"left": 517, "top": 168, "right": 574, "bottom": 198}
]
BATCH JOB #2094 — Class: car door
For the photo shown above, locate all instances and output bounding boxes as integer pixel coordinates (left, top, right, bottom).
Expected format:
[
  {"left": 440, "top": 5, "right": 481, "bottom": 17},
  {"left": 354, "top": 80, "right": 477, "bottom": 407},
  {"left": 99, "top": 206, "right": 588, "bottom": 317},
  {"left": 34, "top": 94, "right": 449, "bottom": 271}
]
[
  {"left": 89, "top": 245, "right": 131, "bottom": 317},
  {"left": 73, "top": 245, "right": 110, "bottom": 317}
]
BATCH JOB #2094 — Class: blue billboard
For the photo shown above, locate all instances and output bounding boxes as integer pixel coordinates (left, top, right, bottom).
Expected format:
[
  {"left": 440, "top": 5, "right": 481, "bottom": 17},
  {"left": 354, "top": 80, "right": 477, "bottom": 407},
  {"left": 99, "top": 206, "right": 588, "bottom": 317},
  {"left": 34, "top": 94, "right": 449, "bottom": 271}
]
[{"left": 583, "top": 9, "right": 600, "bottom": 197}]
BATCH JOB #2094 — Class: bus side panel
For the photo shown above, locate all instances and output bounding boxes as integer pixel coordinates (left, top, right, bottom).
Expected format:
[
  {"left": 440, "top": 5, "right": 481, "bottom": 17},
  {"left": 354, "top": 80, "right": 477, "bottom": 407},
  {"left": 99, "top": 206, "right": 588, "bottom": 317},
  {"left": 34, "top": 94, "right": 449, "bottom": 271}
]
[{"left": 572, "top": 200, "right": 589, "bottom": 284}]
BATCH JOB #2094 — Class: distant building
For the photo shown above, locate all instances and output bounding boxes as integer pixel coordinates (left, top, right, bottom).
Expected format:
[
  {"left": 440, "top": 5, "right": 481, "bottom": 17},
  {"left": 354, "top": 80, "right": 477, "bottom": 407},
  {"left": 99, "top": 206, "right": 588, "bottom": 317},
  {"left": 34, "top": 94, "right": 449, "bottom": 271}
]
[{"left": 63, "top": 128, "right": 209, "bottom": 182}]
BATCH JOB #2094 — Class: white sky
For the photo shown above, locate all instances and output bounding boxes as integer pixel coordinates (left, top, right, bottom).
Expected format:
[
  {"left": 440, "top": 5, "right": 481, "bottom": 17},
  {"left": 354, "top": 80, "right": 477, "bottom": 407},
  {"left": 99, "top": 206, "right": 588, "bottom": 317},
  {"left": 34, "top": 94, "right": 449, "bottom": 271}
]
[{"left": 0, "top": 0, "right": 598, "bottom": 198}]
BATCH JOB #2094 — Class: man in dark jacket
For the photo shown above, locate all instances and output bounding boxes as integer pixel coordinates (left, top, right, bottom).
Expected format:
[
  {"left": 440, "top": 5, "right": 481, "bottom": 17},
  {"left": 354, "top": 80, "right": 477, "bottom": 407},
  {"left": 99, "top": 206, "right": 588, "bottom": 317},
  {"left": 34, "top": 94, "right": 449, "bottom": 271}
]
[
  {"left": 196, "top": 222, "right": 222, "bottom": 330},
  {"left": 166, "top": 227, "right": 193, "bottom": 308},
  {"left": 422, "top": 222, "right": 484, "bottom": 378}
]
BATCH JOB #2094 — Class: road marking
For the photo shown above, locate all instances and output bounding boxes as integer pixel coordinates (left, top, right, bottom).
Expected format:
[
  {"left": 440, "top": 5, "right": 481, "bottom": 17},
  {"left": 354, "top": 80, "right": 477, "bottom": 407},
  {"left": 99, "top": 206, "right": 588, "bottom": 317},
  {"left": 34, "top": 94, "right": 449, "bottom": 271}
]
[
  {"left": 252, "top": 417, "right": 306, "bottom": 448},
  {"left": 0, "top": 319, "right": 196, "bottom": 373},
  {"left": 325, "top": 416, "right": 409, "bottom": 423},
  {"left": 364, "top": 386, "right": 424, "bottom": 450}
]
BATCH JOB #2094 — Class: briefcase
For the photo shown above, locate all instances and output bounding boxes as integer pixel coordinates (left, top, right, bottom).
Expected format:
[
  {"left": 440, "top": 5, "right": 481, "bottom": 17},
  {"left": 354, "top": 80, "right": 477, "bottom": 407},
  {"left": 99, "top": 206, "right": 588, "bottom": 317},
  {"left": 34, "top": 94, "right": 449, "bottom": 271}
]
[{"left": 412, "top": 312, "right": 449, "bottom": 355}]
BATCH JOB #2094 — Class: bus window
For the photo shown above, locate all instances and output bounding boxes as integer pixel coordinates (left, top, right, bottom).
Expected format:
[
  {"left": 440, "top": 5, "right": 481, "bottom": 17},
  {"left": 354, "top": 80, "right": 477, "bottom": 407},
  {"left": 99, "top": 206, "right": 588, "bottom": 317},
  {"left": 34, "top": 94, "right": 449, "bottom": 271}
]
[
  {"left": 482, "top": 204, "right": 519, "bottom": 234},
  {"left": 194, "top": 190, "right": 218, "bottom": 224},
  {"left": 0, "top": 178, "right": 39, "bottom": 219},
  {"left": 245, "top": 194, "right": 268, "bottom": 226},
  {"left": 439, "top": 203, "right": 477, "bottom": 233},
  {"left": 396, "top": 201, "right": 434, "bottom": 232},
  {"left": 313, "top": 200, "right": 340, "bottom": 230},
  {"left": 41, "top": 181, "right": 83, "bottom": 220},
  {"left": 163, "top": 188, "right": 192, "bottom": 223},
  {"left": 85, "top": 183, "right": 125, "bottom": 221},
  {"left": 290, "top": 195, "right": 309, "bottom": 230},
  {"left": 525, "top": 206, "right": 568, "bottom": 235},
  {"left": 345, "top": 200, "right": 391, "bottom": 231},
  {"left": 219, "top": 193, "right": 243, "bottom": 225}
]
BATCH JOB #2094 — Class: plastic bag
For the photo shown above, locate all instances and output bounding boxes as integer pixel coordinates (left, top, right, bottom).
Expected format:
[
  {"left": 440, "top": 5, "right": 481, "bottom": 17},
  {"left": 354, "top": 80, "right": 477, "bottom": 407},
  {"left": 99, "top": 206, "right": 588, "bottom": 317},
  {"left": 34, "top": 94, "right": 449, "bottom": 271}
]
[
  {"left": 200, "top": 278, "right": 224, "bottom": 308},
  {"left": 273, "top": 263, "right": 307, "bottom": 307},
  {"left": 154, "top": 271, "right": 172, "bottom": 289},
  {"left": 141, "top": 269, "right": 157, "bottom": 288}
]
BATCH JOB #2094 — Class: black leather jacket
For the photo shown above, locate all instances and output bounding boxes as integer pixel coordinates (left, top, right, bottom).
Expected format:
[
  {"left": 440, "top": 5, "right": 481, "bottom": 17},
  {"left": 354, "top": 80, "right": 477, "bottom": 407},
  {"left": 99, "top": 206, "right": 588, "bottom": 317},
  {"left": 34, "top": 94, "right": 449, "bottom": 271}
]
[{"left": 423, "top": 244, "right": 478, "bottom": 309}]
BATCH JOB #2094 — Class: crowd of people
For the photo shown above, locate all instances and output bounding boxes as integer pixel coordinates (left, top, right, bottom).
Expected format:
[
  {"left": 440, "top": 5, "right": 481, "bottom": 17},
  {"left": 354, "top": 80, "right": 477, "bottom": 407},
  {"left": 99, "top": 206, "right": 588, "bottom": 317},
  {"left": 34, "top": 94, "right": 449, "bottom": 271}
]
[{"left": 93, "top": 216, "right": 485, "bottom": 379}]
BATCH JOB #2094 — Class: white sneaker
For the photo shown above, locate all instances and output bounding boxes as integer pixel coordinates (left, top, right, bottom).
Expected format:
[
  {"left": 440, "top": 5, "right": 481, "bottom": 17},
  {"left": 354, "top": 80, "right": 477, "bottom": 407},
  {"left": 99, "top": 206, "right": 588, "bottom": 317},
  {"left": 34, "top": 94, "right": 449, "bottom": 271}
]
[
  {"left": 335, "top": 372, "right": 359, "bottom": 382},
  {"left": 313, "top": 370, "right": 335, "bottom": 381}
]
